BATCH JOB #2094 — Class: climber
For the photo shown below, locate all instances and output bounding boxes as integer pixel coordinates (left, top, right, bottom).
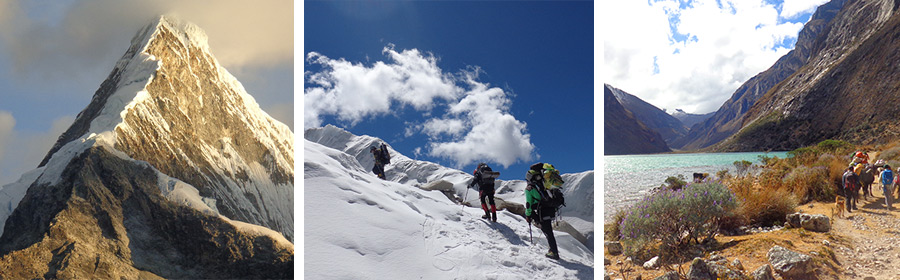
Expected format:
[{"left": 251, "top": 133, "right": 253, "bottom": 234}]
[
  {"left": 468, "top": 162, "right": 500, "bottom": 222},
  {"left": 369, "top": 143, "right": 391, "bottom": 180},
  {"left": 842, "top": 166, "right": 860, "bottom": 212},
  {"left": 525, "top": 162, "right": 565, "bottom": 260}
]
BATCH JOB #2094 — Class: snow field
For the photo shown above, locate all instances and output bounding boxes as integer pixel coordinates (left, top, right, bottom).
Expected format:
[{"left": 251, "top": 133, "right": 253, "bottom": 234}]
[{"left": 304, "top": 138, "right": 593, "bottom": 279}]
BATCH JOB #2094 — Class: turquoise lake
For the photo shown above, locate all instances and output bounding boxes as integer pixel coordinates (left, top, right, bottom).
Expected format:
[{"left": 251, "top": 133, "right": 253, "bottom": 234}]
[{"left": 603, "top": 151, "right": 789, "bottom": 221}]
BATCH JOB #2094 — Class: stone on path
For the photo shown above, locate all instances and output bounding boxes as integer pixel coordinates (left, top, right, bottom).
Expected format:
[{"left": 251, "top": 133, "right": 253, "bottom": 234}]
[
  {"left": 606, "top": 241, "right": 623, "bottom": 255},
  {"left": 752, "top": 264, "right": 776, "bottom": 280},
  {"left": 687, "top": 257, "right": 717, "bottom": 280},
  {"left": 800, "top": 214, "right": 831, "bottom": 232},
  {"left": 767, "top": 245, "right": 814, "bottom": 279}
]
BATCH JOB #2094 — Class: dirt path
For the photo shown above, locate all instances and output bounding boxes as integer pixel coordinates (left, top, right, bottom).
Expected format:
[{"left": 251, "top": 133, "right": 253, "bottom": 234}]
[{"left": 831, "top": 181, "right": 900, "bottom": 280}]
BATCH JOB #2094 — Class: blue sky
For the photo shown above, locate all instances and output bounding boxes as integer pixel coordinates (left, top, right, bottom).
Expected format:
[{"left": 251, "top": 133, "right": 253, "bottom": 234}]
[
  {"left": 304, "top": 1, "right": 594, "bottom": 180},
  {"left": 0, "top": 0, "right": 292, "bottom": 185},
  {"left": 602, "top": 0, "right": 830, "bottom": 115}
]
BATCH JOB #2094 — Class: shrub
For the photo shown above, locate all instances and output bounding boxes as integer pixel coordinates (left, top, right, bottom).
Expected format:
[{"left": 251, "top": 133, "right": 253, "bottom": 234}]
[
  {"left": 604, "top": 210, "right": 626, "bottom": 241},
  {"left": 734, "top": 160, "right": 753, "bottom": 176},
  {"left": 716, "top": 169, "right": 730, "bottom": 180},
  {"left": 662, "top": 175, "right": 687, "bottom": 190},
  {"left": 735, "top": 187, "right": 798, "bottom": 227},
  {"left": 782, "top": 165, "right": 834, "bottom": 203},
  {"left": 758, "top": 154, "right": 779, "bottom": 166},
  {"left": 788, "top": 146, "right": 821, "bottom": 166},
  {"left": 819, "top": 154, "right": 849, "bottom": 190},
  {"left": 619, "top": 182, "right": 737, "bottom": 259},
  {"left": 726, "top": 172, "right": 798, "bottom": 227},
  {"left": 817, "top": 139, "right": 852, "bottom": 154},
  {"left": 757, "top": 163, "right": 790, "bottom": 189}
]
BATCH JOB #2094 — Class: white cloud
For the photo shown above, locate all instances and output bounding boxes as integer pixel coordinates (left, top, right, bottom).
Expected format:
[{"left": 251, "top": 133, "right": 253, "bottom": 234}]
[
  {"left": 603, "top": 0, "right": 808, "bottom": 114},
  {"left": 0, "top": 114, "right": 74, "bottom": 186},
  {"left": 781, "top": 0, "right": 829, "bottom": 20},
  {"left": 304, "top": 45, "right": 459, "bottom": 127},
  {"left": 422, "top": 119, "right": 466, "bottom": 138},
  {"left": 305, "top": 46, "right": 535, "bottom": 168},
  {"left": 427, "top": 73, "right": 535, "bottom": 168}
]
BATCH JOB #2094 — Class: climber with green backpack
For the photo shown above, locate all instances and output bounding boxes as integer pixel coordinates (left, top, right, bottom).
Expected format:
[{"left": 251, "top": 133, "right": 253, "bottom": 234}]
[{"left": 524, "top": 162, "right": 565, "bottom": 260}]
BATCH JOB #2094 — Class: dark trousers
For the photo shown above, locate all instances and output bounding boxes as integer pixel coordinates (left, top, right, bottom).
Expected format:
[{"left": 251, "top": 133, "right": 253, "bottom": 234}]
[
  {"left": 479, "top": 188, "right": 495, "bottom": 215},
  {"left": 372, "top": 163, "right": 385, "bottom": 179},
  {"left": 539, "top": 217, "right": 558, "bottom": 255},
  {"left": 844, "top": 187, "right": 857, "bottom": 211}
]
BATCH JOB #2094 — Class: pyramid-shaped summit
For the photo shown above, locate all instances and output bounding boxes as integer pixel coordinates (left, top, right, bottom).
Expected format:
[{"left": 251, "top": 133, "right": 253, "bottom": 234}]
[{"left": 0, "top": 15, "right": 293, "bottom": 279}]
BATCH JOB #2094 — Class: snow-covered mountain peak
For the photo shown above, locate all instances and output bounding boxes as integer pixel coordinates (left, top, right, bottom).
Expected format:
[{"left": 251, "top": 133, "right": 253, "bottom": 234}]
[
  {"left": 9, "top": 14, "right": 293, "bottom": 240},
  {"left": 0, "top": 15, "right": 292, "bottom": 278}
]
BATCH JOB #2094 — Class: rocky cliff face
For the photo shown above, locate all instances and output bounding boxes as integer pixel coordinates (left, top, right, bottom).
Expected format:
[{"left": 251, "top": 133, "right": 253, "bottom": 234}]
[
  {"left": 604, "top": 84, "right": 671, "bottom": 155},
  {"left": 609, "top": 85, "right": 688, "bottom": 145},
  {"left": 673, "top": 0, "right": 847, "bottom": 150},
  {"left": 719, "top": 0, "right": 900, "bottom": 151},
  {"left": 0, "top": 15, "right": 292, "bottom": 278}
]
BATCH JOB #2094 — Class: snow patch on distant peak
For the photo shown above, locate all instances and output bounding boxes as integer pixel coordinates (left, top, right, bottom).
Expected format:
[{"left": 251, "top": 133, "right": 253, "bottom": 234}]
[{"left": 0, "top": 167, "right": 46, "bottom": 237}]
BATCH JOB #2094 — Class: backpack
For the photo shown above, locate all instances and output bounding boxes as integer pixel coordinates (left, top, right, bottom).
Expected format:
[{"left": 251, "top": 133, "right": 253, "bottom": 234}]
[
  {"left": 542, "top": 163, "right": 564, "bottom": 188},
  {"left": 534, "top": 163, "right": 566, "bottom": 210},
  {"left": 378, "top": 143, "right": 391, "bottom": 164},
  {"left": 844, "top": 171, "right": 859, "bottom": 190},
  {"left": 544, "top": 187, "right": 565, "bottom": 209},
  {"left": 477, "top": 164, "right": 499, "bottom": 186}
]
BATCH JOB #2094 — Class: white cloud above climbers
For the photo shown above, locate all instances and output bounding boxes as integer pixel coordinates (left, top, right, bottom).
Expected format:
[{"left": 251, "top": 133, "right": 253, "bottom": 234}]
[
  {"left": 304, "top": 46, "right": 535, "bottom": 168},
  {"left": 602, "top": 0, "right": 818, "bottom": 114}
]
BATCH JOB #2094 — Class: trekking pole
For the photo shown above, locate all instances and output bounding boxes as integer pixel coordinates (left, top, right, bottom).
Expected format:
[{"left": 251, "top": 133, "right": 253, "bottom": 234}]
[
  {"left": 461, "top": 186, "right": 469, "bottom": 211},
  {"left": 528, "top": 221, "right": 533, "bottom": 244}
]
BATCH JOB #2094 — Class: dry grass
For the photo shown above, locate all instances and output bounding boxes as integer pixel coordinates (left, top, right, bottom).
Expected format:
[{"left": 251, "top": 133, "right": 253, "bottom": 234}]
[
  {"left": 725, "top": 175, "right": 798, "bottom": 227},
  {"left": 604, "top": 209, "right": 626, "bottom": 241},
  {"left": 604, "top": 200, "right": 845, "bottom": 280}
]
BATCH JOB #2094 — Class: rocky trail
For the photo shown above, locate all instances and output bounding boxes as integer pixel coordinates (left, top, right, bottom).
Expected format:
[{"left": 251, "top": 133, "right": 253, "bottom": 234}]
[{"left": 831, "top": 183, "right": 900, "bottom": 280}]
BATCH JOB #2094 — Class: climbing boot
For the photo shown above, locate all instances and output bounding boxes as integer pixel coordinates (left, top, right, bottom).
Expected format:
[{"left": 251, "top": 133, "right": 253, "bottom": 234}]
[{"left": 545, "top": 251, "right": 559, "bottom": 260}]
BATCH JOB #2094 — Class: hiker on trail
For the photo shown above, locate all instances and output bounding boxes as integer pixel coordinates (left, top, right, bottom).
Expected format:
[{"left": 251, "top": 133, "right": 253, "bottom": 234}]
[
  {"left": 881, "top": 165, "right": 894, "bottom": 210},
  {"left": 469, "top": 163, "right": 500, "bottom": 222},
  {"left": 525, "top": 163, "right": 565, "bottom": 260},
  {"left": 842, "top": 166, "right": 860, "bottom": 212},
  {"left": 369, "top": 143, "right": 391, "bottom": 180}
]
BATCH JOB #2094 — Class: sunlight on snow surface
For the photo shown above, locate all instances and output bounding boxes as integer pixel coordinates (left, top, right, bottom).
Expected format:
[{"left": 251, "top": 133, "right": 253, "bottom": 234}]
[{"left": 304, "top": 125, "right": 594, "bottom": 279}]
